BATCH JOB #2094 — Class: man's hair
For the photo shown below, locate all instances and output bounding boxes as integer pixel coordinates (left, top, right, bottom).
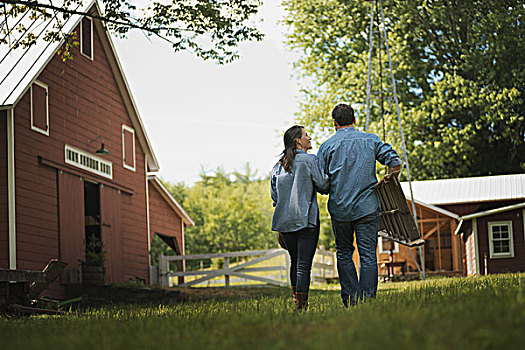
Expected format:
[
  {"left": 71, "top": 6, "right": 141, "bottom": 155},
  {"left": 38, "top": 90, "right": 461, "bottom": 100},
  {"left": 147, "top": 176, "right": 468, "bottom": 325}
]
[{"left": 332, "top": 104, "right": 355, "bottom": 126}]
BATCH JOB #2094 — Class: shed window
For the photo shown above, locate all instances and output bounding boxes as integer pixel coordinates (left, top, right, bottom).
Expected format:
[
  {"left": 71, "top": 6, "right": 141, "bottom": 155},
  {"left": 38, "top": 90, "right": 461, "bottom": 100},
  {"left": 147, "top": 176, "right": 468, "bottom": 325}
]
[
  {"left": 30, "top": 81, "right": 49, "bottom": 136},
  {"left": 488, "top": 221, "right": 514, "bottom": 258},
  {"left": 378, "top": 236, "right": 399, "bottom": 254},
  {"left": 80, "top": 17, "right": 93, "bottom": 59},
  {"left": 122, "top": 125, "right": 135, "bottom": 171}
]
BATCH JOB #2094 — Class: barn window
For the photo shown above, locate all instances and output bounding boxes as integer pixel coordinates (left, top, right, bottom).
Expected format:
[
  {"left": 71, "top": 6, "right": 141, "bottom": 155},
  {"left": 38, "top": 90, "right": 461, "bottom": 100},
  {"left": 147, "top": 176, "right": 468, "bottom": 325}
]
[
  {"left": 80, "top": 16, "right": 93, "bottom": 59},
  {"left": 122, "top": 125, "right": 135, "bottom": 171},
  {"left": 488, "top": 221, "right": 514, "bottom": 258},
  {"left": 30, "top": 81, "right": 49, "bottom": 136},
  {"left": 378, "top": 236, "right": 399, "bottom": 254}
]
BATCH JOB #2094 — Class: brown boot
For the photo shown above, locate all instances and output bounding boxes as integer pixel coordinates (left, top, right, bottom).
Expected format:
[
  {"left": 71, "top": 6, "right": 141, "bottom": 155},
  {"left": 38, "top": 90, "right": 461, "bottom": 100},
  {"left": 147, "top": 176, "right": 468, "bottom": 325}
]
[
  {"left": 295, "top": 292, "right": 309, "bottom": 311},
  {"left": 291, "top": 286, "right": 297, "bottom": 303}
]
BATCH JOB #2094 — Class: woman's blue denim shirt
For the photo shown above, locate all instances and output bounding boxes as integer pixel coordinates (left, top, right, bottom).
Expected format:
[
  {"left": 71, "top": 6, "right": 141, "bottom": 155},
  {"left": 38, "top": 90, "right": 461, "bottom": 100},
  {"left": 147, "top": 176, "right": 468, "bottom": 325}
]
[{"left": 270, "top": 150, "right": 329, "bottom": 233}]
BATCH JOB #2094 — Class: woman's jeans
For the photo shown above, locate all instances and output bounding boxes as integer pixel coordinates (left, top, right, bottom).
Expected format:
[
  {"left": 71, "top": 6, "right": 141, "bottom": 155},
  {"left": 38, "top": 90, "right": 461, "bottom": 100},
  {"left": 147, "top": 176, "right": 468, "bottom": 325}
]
[
  {"left": 331, "top": 212, "right": 379, "bottom": 304},
  {"left": 280, "top": 226, "right": 319, "bottom": 293}
]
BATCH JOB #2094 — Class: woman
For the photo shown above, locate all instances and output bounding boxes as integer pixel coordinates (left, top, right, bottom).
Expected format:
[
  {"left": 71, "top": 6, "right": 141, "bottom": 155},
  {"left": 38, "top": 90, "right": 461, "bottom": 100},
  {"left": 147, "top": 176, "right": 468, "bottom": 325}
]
[{"left": 270, "top": 125, "right": 329, "bottom": 311}]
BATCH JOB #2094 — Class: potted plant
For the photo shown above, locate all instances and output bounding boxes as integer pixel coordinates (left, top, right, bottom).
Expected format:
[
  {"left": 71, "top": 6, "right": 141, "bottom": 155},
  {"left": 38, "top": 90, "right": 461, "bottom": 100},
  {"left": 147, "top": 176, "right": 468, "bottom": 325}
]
[{"left": 80, "top": 235, "right": 107, "bottom": 286}]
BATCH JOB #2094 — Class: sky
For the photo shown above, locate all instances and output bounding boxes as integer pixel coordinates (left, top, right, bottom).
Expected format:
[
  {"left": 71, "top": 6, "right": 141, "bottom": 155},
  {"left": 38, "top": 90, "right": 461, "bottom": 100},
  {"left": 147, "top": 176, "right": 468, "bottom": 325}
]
[{"left": 112, "top": 1, "right": 302, "bottom": 185}]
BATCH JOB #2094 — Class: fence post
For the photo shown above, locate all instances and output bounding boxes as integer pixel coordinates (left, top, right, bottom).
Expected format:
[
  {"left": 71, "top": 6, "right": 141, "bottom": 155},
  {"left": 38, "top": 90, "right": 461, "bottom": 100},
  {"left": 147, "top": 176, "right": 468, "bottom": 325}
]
[
  {"left": 332, "top": 251, "right": 337, "bottom": 278},
  {"left": 284, "top": 249, "right": 291, "bottom": 286},
  {"left": 158, "top": 254, "right": 169, "bottom": 287},
  {"left": 224, "top": 257, "right": 230, "bottom": 287}
]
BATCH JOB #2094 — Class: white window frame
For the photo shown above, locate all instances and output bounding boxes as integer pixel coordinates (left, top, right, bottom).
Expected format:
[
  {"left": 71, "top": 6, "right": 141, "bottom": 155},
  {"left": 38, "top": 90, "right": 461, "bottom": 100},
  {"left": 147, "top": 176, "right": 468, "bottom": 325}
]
[
  {"left": 30, "top": 80, "right": 49, "bottom": 136},
  {"left": 122, "top": 124, "right": 136, "bottom": 172},
  {"left": 80, "top": 16, "right": 94, "bottom": 60},
  {"left": 378, "top": 236, "right": 399, "bottom": 254},
  {"left": 488, "top": 221, "right": 514, "bottom": 258}
]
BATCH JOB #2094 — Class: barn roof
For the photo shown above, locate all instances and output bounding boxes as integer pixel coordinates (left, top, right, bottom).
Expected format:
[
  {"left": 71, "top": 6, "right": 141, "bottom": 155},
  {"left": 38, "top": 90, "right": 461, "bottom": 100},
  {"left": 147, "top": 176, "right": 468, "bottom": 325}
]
[
  {"left": 148, "top": 175, "right": 194, "bottom": 227},
  {"left": 400, "top": 174, "right": 525, "bottom": 205},
  {"left": 0, "top": 0, "right": 160, "bottom": 171}
]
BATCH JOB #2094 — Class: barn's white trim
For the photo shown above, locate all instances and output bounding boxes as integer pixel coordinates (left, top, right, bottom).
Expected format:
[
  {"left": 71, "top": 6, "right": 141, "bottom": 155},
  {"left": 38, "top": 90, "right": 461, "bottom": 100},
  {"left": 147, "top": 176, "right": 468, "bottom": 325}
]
[
  {"left": 64, "top": 144, "right": 112, "bottom": 179},
  {"left": 522, "top": 210, "right": 525, "bottom": 247},
  {"left": 7, "top": 108, "right": 16, "bottom": 269},
  {"left": 30, "top": 80, "right": 50, "bottom": 136},
  {"left": 0, "top": 1, "right": 160, "bottom": 172},
  {"left": 80, "top": 16, "right": 94, "bottom": 60},
  {"left": 145, "top": 155, "right": 151, "bottom": 265},
  {"left": 122, "top": 124, "right": 136, "bottom": 172}
]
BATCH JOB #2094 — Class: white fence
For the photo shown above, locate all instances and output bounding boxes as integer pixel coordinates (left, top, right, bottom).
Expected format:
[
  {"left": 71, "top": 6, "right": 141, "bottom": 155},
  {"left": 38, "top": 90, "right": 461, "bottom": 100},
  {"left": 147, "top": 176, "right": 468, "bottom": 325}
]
[{"left": 157, "top": 248, "right": 337, "bottom": 288}]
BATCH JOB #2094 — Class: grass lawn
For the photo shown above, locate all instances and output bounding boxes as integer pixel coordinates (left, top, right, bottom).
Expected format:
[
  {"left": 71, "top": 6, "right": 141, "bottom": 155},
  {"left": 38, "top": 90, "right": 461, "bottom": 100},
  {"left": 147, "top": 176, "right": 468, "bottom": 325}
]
[{"left": 1, "top": 274, "right": 524, "bottom": 349}]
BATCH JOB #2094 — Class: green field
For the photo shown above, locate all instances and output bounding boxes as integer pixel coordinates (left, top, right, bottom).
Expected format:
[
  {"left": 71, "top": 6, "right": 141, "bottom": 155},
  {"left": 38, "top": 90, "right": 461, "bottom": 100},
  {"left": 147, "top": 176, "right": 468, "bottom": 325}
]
[{"left": 1, "top": 274, "right": 525, "bottom": 349}]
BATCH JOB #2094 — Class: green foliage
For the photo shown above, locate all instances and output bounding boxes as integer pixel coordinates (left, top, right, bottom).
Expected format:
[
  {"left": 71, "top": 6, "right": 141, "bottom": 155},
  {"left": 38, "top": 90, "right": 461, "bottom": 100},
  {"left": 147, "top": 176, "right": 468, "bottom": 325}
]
[
  {"left": 2, "top": 274, "right": 525, "bottom": 349},
  {"left": 1, "top": 0, "right": 263, "bottom": 64},
  {"left": 155, "top": 165, "right": 277, "bottom": 260},
  {"left": 283, "top": 0, "right": 525, "bottom": 179},
  {"left": 79, "top": 235, "right": 106, "bottom": 268},
  {"left": 149, "top": 234, "right": 175, "bottom": 267}
]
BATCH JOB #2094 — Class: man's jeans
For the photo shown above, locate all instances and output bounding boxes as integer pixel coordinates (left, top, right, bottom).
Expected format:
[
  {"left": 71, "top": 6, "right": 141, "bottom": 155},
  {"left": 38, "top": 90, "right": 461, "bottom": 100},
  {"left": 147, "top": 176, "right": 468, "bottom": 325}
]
[
  {"left": 331, "top": 212, "right": 379, "bottom": 304},
  {"left": 280, "top": 226, "right": 319, "bottom": 293}
]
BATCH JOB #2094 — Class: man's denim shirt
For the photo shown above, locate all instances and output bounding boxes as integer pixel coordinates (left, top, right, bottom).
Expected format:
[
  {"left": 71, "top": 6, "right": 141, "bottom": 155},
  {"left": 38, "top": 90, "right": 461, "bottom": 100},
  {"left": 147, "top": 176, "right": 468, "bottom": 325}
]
[
  {"left": 271, "top": 150, "right": 329, "bottom": 233},
  {"left": 317, "top": 127, "right": 402, "bottom": 222}
]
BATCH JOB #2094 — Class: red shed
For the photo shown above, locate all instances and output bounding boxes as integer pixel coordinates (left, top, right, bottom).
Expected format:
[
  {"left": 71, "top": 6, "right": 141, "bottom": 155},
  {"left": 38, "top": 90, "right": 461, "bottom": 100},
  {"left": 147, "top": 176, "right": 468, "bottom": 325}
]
[
  {"left": 395, "top": 174, "right": 525, "bottom": 276},
  {"left": 0, "top": 1, "right": 192, "bottom": 297}
]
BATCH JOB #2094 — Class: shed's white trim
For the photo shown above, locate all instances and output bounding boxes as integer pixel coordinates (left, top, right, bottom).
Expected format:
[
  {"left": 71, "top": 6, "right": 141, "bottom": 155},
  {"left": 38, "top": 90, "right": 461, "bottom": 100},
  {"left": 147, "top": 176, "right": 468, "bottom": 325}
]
[
  {"left": 473, "top": 218, "right": 480, "bottom": 276},
  {"left": 407, "top": 198, "right": 459, "bottom": 219},
  {"left": 460, "top": 202, "right": 525, "bottom": 221},
  {"left": 7, "top": 108, "right": 16, "bottom": 269},
  {"left": 30, "top": 80, "right": 49, "bottom": 136},
  {"left": 487, "top": 221, "right": 514, "bottom": 259}
]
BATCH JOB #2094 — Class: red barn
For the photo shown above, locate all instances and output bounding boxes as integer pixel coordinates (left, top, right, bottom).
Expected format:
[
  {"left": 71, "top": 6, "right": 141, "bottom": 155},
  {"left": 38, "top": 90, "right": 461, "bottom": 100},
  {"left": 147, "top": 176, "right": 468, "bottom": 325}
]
[{"left": 0, "top": 1, "right": 192, "bottom": 297}]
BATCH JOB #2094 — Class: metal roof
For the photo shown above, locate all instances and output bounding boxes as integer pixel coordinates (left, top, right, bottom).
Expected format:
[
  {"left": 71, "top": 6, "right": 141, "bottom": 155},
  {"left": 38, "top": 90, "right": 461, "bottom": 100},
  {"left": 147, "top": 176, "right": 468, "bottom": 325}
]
[
  {"left": 0, "top": 0, "right": 160, "bottom": 171},
  {"left": 0, "top": 0, "right": 92, "bottom": 107},
  {"left": 400, "top": 174, "right": 525, "bottom": 205}
]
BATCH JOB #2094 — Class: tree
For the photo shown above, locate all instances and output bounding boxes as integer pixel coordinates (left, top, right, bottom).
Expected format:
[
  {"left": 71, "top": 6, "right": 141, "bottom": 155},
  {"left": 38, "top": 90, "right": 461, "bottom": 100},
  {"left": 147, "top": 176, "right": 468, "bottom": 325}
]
[
  {"left": 283, "top": 0, "right": 525, "bottom": 179},
  {"left": 154, "top": 166, "right": 276, "bottom": 267},
  {"left": 0, "top": 0, "right": 263, "bottom": 63}
]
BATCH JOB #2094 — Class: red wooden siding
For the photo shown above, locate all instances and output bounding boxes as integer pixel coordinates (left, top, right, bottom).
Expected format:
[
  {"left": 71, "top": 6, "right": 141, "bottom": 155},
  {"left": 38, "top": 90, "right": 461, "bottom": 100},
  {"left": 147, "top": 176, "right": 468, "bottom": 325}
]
[
  {"left": 31, "top": 83, "right": 48, "bottom": 132},
  {"left": 148, "top": 184, "right": 183, "bottom": 254},
  {"left": 81, "top": 17, "right": 93, "bottom": 59},
  {"left": 11, "top": 15, "right": 149, "bottom": 295},
  {"left": 58, "top": 171, "right": 85, "bottom": 283},
  {"left": 476, "top": 210, "right": 525, "bottom": 274},
  {"left": 123, "top": 127, "right": 134, "bottom": 169},
  {"left": 0, "top": 110, "right": 8, "bottom": 268},
  {"left": 100, "top": 185, "right": 123, "bottom": 283}
]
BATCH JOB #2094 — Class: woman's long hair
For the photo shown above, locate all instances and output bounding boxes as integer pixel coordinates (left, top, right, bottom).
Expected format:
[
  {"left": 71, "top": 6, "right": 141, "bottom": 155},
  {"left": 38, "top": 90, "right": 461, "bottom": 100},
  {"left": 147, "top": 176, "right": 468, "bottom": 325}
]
[{"left": 279, "top": 125, "right": 304, "bottom": 173}]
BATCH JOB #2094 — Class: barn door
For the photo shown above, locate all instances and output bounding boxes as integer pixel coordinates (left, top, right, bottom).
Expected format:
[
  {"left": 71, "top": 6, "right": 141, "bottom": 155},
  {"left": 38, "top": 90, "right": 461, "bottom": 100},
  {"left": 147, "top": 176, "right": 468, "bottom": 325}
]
[
  {"left": 58, "top": 171, "right": 85, "bottom": 283},
  {"left": 100, "top": 185, "right": 122, "bottom": 283}
]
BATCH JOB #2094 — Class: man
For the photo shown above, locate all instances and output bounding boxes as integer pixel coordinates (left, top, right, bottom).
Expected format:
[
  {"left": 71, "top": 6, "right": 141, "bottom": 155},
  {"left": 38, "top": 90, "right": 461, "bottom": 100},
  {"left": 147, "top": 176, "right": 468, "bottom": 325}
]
[{"left": 318, "top": 104, "right": 402, "bottom": 307}]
